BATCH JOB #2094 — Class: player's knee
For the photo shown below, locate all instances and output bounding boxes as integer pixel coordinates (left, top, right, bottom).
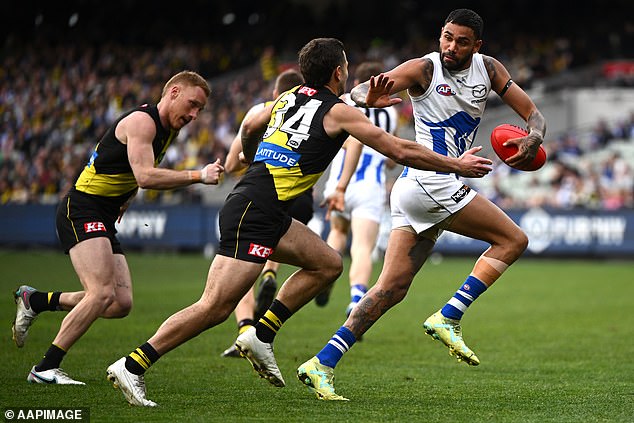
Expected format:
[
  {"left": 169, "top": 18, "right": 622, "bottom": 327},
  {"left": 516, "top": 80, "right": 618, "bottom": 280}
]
[
  {"left": 500, "top": 227, "right": 528, "bottom": 261},
  {"left": 85, "top": 288, "right": 117, "bottom": 311},
  {"left": 112, "top": 297, "right": 133, "bottom": 317},
  {"left": 323, "top": 252, "right": 344, "bottom": 281},
  {"left": 513, "top": 228, "right": 529, "bottom": 255},
  {"left": 202, "top": 307, "right": 232, "bottom": 330},
  {"left": 212, "top": 307, "right": 234, "bottom": 326},
  {"left": 195, "top": 298, "right": 232, "bottom": 328}
]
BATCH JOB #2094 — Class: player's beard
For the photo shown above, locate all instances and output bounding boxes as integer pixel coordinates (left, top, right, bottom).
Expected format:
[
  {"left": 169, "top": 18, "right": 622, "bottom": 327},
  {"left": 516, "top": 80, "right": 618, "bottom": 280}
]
[{"left": 441, "top": 52, "right": 470, "bottom": 71}]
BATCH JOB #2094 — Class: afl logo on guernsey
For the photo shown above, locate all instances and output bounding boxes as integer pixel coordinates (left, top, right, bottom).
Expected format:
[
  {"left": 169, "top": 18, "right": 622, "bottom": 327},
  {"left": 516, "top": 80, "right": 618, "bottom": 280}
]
[{"left": 436, "top": 84, "right": 456, "bottom": 96}]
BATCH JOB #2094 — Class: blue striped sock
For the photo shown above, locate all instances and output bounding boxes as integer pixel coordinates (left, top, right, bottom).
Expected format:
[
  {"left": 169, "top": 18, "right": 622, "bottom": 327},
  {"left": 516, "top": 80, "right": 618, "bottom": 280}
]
[
  {"left": 441, "top": 276, "right": 488, "bottom": 320},
  {"left": 315, "top": 326, "right": 356, "bottom": 368},
  {"left": 350, "top": 284, "right": 367, "bottom": 304}
]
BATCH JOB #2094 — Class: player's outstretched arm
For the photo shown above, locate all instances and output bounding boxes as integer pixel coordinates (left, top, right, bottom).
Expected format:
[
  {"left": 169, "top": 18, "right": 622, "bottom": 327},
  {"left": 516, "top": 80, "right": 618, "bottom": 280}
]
[
  {"left": 124, "top": 112, "right": 223, "bottom": 188},
  {"left": 327, "top": 104, "right": 492, "bottom": 178}
]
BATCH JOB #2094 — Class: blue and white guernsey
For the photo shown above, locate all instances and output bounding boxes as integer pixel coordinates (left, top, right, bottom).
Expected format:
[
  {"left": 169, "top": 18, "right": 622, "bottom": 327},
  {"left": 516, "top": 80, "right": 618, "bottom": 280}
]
[{"left": 403, "top": 51, "right": 490, "bottom": 179}]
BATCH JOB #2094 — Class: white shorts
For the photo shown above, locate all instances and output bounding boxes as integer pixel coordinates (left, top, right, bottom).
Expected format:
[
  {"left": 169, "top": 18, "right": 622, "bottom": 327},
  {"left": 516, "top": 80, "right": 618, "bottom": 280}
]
[
  {"left": 390, "top": 175, "right": 477, "bottom": 237},
  {"left": 324, "top": 183, "right": 386, "bottom": 223}
]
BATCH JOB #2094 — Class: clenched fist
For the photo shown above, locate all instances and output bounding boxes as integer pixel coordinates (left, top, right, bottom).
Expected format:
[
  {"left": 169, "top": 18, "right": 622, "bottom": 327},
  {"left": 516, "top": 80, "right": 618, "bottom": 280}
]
[{"left": 200, "top": 159, "right": 224, "bottom": 184}]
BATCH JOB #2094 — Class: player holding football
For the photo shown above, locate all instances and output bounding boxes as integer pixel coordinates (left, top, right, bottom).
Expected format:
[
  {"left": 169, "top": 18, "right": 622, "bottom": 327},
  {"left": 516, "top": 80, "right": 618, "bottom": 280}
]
[
  {"left": 106, "top": 37, "right": 491, "bottom": 407},
  {"left": 297, "top": 8, "right": 546, "bottom": 400}
]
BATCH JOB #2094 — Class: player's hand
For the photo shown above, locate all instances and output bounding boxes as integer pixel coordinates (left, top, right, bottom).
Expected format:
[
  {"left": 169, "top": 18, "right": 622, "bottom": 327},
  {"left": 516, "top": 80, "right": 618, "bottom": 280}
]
[
  {"left": 504, "top": 132, "right": 542, "bottom": 169},
  {"left": 456, "top": 146, "right": 493, "bottom": 178},
  {"left": 320, "top": 189, "right": 345, "bottom": 221},
  {"left": 201, "top": 159, "right": 224, "bottom": 184},
  {"left": 366, "top": 74, "right": 402, "bottom": 108}
]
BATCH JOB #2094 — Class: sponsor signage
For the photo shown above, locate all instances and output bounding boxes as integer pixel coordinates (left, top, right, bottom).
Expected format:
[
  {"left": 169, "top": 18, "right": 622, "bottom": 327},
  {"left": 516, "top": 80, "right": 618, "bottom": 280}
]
[
  {"left": 1, "top": 205, "right": 632, "bottom": 257},
  {"left": 436, "top": 208, "right": 632, "bottom": 256}
]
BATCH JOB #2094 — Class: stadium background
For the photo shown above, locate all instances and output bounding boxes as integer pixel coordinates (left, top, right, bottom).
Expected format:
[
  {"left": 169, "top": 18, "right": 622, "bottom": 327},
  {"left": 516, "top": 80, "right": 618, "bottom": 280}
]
[
  {"left": 1, "top": 0, "right": 633, "bottom": 256},
  {"left": 1, "top": 3, "right": 633, "bottom": 422}
]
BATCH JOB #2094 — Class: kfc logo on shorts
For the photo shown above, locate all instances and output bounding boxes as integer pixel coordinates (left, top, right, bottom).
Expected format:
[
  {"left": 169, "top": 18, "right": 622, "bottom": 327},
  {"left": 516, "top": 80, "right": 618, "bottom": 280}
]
[
  {"left": 451, "top": 185, "right": 471, "bottom": 203},
  {"left": 248, "top": 243, "right": 274, "bottom": 258},
  {"left": 84, "top": 221, "right": 106, "bottom": 233}
]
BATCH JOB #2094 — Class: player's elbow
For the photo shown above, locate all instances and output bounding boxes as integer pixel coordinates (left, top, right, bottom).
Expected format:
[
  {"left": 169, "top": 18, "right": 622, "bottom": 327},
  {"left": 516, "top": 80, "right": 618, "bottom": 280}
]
[
  {"left": 241, "top": 118, "right": 261, "bottom": 139},
  {"left": 134, "top": 172, "right": 153, "bottom": 189},
  {"left": 350, "top": 86, "right": 364, "bottom": 105},
  {"left": 224, "top": 158, "right": 243, "bottom": 175}
]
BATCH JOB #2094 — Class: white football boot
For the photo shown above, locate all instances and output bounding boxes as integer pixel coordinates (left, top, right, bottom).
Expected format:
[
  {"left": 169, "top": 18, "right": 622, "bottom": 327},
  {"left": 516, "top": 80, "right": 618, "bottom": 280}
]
[
  {"left": 106, "top": 357, "right": 157, "bottom": 407},
  {"left": 27, "top": 366, "right": 85, "bottom": 385},
  {"left": 235, "top": 326, "right": 285, "bottom": 387},
  {"left": 12, "top": 285, "right": 39, "bottom": 347}
]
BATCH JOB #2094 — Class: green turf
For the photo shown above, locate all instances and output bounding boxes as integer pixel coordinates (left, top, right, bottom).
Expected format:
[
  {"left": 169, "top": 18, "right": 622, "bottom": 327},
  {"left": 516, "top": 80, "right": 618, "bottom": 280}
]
[{"left": 1, "top": 249, "right": 633, "bottom": 422}]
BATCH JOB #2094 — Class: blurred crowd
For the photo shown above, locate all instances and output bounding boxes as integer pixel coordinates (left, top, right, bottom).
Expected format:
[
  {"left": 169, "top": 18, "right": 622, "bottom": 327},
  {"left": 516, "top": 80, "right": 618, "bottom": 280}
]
[
  {"left": 0, "top": 41, "right": 264, "bottom": 205},
  {"left": 472, "top": 114, "right": 634, "bottom": 210},
  {"left": 1, "top": 21, "right": 633, "bottom": 208}
]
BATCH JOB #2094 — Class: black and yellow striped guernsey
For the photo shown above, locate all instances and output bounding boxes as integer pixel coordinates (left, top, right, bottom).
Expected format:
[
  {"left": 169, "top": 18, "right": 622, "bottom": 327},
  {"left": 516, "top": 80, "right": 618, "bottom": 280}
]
[
  {"left": 74, "top": 104, "right": 176, "bottom": 206},
  {"left": 233, "top": 85, "right": 349, "bottom": 212}
]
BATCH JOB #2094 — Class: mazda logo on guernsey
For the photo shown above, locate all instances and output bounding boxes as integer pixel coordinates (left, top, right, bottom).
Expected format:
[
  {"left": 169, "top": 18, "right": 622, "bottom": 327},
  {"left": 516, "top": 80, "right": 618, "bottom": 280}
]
[
  {"left": 248, "top": 243, "right": 274, "bottom": 258},
  {"left": 472, "top": 84, "right": 487, "bottom": 98},
  {"left": 436, "top": 84, "right": 456, "bottom": 96}
]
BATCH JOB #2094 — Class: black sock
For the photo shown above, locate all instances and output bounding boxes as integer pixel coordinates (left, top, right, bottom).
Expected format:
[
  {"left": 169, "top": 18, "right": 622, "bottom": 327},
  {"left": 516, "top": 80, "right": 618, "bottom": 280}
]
[
  {"left": 35, "top": 344, "right": 66, "bottom": 371},
  {"left": 255, "top": 299, "right": 292, "bottom": 343},
  {"left": 125, "top": 342, "right": 160, "bottom": 375},
  {"left": 261, "top": 269, "right": 277, "bottom": 281},
  {"left": 29, "top": 292, "right": 62, "bottom": 313},
  {"left": 48, "top": 292, "right": 62, "bottom": 311}
]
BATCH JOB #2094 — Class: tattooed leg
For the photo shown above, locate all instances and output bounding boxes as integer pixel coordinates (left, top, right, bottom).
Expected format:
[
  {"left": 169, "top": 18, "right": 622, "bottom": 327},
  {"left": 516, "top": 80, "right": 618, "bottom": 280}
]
[{"left": 345, "top": 228, "right": 435, "bottom": 337}]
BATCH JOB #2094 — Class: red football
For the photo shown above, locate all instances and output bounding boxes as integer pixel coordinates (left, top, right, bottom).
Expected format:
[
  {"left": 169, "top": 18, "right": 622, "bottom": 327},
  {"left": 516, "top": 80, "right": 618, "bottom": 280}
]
[{"left": 490, "top": 124, "right": 547, "bottom": 171}]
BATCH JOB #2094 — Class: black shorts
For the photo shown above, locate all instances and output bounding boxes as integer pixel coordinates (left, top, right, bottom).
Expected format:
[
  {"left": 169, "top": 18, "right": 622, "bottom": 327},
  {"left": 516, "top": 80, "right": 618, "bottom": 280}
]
[
  {"left": 288, "top": 189, "right": 314, "bottom": 225},
  {"left": 217, "top": 193, "right": 292, "bottom": 263},
  {"left": 56, "top": 190, "right": 124, "bottom": 254}
]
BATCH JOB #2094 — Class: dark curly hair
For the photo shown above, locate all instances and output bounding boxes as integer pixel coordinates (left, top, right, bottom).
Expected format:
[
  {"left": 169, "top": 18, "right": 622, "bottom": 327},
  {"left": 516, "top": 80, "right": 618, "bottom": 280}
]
[
  {"left": 298, "top": 38, "right": 346, "bottom": 87},
  {"left": 445, "top": 9, "right": 484, "bottom": 40}
]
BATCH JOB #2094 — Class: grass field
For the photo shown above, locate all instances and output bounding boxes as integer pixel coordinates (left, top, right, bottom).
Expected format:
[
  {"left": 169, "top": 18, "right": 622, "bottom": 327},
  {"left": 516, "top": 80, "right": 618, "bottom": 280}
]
[{"left": 1, "top": 249, "right": 633, "bottom": 422}]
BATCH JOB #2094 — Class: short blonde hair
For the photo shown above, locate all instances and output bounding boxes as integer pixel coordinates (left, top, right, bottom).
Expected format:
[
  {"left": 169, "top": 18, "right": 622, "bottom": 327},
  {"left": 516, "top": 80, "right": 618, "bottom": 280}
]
[{"left": 162, "top": 70, "right": 211, "bottom": 98}]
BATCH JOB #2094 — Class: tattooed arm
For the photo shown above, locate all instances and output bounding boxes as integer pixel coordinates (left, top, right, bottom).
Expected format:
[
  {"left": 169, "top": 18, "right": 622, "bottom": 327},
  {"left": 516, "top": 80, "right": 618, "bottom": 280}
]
[{"left": 483, "top": 55, "right": 547, "bottom": 169}]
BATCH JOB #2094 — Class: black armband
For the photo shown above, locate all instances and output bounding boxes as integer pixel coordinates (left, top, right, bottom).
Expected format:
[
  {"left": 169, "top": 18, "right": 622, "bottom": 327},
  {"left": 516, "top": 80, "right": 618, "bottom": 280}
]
[{"left": 499, "top": 79, "right": 513, "bottom": 97}]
